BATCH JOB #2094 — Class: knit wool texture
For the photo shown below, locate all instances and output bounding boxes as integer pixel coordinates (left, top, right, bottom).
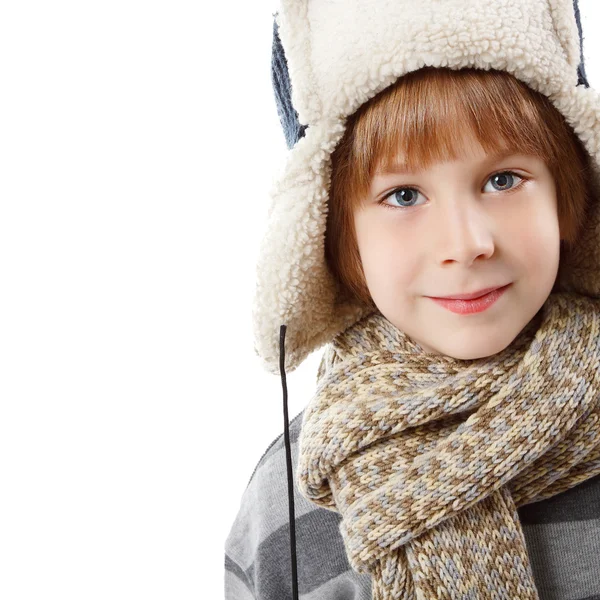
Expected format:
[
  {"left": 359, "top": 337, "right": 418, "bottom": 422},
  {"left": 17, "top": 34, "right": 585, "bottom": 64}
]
[{"left": 297, "top": 292, "right": 600, "bottom": 599}]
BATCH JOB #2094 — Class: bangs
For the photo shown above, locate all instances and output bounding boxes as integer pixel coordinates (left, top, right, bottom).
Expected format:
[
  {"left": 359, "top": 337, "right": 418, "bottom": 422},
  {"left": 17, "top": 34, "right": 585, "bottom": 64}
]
[{"left": 338, "top": 67, "right": 563, "bottom": 208}]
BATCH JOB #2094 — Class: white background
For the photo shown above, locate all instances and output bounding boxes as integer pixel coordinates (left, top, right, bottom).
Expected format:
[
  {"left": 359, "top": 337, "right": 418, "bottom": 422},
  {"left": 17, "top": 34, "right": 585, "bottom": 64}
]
[{"left": 0, "top": 1, "right": 598, "bottom": 598}]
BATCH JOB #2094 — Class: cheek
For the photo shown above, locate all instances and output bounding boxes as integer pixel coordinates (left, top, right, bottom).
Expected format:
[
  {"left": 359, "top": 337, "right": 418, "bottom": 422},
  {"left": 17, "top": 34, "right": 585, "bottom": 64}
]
[
  {"left": 501, "top": 200, "right": 560, "bottom": 270},
  {"left": 355, "top": 218, "right": 420, "bottom": 289}
]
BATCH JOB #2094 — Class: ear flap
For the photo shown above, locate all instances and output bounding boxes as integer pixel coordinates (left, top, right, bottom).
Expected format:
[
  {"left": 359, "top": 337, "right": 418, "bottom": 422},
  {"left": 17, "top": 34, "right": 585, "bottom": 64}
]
[
  {"left": 572, "top": 0, "right": 590, "bottom": 87},
  {"left": 271, "top": 13, "right": 308, "bottom": 149},
  {"left": 549, "top": 0, "right": 589, "bottom": 85}
]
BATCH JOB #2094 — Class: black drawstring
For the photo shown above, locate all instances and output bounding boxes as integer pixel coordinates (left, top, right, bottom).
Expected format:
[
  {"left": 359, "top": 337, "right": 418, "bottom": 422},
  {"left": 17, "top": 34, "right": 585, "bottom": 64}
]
[{"left": 280, "top": 324, "right": 299, "bottom": 600}]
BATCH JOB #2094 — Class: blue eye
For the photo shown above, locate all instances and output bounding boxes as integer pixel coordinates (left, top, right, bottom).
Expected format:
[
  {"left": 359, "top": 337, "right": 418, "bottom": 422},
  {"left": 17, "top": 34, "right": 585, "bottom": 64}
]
[
  {"left": 379, "top": 170, "right": 526, "bottom": 211},
  {"left": 483, "top": 171, "right": 524, "bottom": 194},
  {"left": 384, "top": 187, "right": 424, "bottom": 209}
]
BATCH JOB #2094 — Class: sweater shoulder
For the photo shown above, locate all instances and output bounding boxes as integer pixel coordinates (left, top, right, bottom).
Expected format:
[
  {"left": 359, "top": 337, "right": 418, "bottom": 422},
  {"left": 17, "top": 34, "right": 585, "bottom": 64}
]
[
  {"left": 224, "top": 408, "right": 372, "bottom": 599},
  {"left": 225, "top": 408, "right": 306, "bottom": 566},
  {"left": 244, "top": 408, "right": 305, "bottom": 492}
]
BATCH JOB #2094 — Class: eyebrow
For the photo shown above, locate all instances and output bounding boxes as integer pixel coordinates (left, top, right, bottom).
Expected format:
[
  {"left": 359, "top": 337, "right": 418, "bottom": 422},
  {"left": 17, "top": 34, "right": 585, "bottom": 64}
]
[{"left": 375, "top": 149, "right": 520, "bottom": 176}]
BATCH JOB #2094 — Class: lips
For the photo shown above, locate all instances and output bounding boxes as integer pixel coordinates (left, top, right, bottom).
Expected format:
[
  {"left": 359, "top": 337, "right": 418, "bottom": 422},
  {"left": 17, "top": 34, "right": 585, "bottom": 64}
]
[
  {"left": 430, "top": 285, "right": 509, "bottom": 301},
  {"left": 429, "top": 284, "right": 512, "bottom": 315}
]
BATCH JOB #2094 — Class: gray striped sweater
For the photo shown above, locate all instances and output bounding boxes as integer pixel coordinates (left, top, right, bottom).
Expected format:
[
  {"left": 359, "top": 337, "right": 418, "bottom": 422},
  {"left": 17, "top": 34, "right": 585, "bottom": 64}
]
[{"left": 224, "top": 409, "right": 600, "bottom": 599}]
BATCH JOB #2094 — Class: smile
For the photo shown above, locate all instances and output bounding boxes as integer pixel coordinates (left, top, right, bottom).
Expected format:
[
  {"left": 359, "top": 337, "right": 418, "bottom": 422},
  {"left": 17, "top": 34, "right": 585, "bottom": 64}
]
[{"left": 428, "top": 283, "right": 512, "bottom": 315}]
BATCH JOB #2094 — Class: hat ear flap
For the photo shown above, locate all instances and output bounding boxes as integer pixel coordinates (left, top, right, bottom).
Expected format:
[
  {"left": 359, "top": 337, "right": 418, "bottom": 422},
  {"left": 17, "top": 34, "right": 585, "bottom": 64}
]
[
  {"left": 549, "top": 0, "right": 589, "bottom": 86},
  {"left": 572, "top": 0, "right": 590, "bottom": 87},
  {"left": 271, "top": 14, "right": 308, "bottom": 149}
]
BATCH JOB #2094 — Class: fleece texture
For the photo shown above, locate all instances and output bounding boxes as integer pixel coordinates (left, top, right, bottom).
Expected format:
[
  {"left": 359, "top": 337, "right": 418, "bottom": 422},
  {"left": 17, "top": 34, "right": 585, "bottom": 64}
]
[{"left": 252, "top": 0, "right": 600, "bottom": 375}]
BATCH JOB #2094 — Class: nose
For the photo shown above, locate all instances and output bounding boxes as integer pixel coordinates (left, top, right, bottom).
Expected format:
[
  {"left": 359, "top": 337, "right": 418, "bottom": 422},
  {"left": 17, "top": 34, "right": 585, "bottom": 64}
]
[{"left": 434, "top": 196, "right": 495, "bottom": 266}]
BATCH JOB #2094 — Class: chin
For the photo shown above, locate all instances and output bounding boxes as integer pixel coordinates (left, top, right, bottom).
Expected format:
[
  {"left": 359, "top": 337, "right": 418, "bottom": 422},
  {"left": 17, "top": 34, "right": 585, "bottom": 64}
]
[{"left": 437, "top": 337, "right": 513, "bottom": 360}]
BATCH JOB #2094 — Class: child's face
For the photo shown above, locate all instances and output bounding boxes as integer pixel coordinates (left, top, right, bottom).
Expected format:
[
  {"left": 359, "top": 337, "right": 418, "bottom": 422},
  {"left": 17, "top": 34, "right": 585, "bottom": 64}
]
[{"left": 353, "top": 131, "right": 560, "bottom": 360}]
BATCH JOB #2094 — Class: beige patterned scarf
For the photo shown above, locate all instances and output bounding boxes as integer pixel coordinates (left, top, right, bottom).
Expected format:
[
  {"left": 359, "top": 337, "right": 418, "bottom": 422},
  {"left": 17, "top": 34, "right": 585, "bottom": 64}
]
[{"left": 296, "top": 292, "right": 600, "bottom": 599}]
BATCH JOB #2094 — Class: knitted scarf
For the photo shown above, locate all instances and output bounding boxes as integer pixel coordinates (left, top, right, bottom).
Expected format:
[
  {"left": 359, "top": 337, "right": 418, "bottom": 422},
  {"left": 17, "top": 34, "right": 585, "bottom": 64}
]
[{"left": 296, "top": 292, "right": 600, "bottom": 599}]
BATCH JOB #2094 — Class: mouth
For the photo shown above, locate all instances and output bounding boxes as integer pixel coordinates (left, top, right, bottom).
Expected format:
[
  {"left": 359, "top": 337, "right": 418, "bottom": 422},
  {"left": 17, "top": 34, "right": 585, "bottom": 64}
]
[
  {"left": 427, "top": 283, "right": 512, "bottom": 315},
  {"left": 429, "top": 284, "right": 511, "bottom": 301}
]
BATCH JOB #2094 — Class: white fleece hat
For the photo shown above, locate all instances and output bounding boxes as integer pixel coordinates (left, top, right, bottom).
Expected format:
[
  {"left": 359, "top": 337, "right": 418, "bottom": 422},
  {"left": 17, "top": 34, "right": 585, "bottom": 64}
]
[{"left": 252, "top": 0, "right": 600, "bottom": 376}]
